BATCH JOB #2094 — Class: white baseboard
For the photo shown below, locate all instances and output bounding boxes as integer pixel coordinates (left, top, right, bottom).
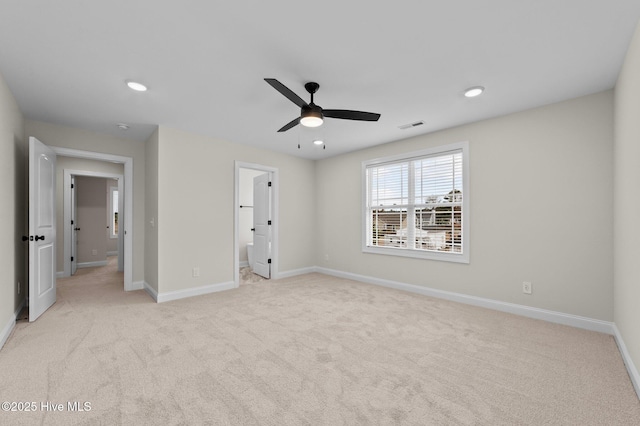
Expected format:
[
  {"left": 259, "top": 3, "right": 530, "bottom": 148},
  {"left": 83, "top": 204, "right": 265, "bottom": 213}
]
[
  {"left": 77, "top": 261, "right": 108, "bottom": 269},
  {"left": 155, "top": 281, "right": 236, "bottom": 303},
  {"left": 613, "top": 324, "right": 640, "bottom": 400},
  {"left": 128, "top": 280, "right": 144, "bottom": 291},
  {"left": 1, "top": 300, "right": 25, "bottom": 351},
  {"left": 56, "top": 271, "right": 65, "bottom": 278},
  {"left": 143, "top": 282, "right": 159, "bottom": 302},
  {"left": 239, "top": 260, "right": 249, "bottom": 268},
  {"left": 315, "top": 267, "right": 615, "bottom": 335},
  {"left": 275, "top": 267, "right": 317, "bottom": 280}
]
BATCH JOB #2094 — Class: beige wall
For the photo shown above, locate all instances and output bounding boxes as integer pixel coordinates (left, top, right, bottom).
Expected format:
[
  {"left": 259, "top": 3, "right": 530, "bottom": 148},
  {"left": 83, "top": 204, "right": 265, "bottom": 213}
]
[
  {"left": 144, "top": 129, "right": 159, "bottom": 292},
  {"left": 54, "top": 157, "right": 124, "bottom": 273},
  {"left": 317, "top": 91, "right": 614, "bottom": 321},
  {"left": 614, "top": 22, "right": 640, "bottom": 385},
  {"left": 0, "top": 71, "right": 25, "bottom": 332},
  {"left": 156, "top": 126, "right": 316, "bottom": 294},
  {"left": 25, "top": 120, "right": 146, "bottom": 284}
]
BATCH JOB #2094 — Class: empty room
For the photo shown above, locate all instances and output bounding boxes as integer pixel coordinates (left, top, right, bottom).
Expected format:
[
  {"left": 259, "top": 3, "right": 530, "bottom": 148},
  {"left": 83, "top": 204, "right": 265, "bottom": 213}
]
[{"left": 1, "top": 1, "right": 640, "bottom": 424}]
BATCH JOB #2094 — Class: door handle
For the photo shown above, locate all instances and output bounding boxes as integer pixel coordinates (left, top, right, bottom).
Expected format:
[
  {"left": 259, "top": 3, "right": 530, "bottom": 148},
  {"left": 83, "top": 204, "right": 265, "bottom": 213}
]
[
  {"left": 75, "top": 228, "right": 80, "bottom": 231},
  {"left": 35, "top": 235, "right": 45, "bottom": 241},
  {"left": 251, "top": 228, "right": 255, "bottom": 232},
  {"left": 22, "top": 236, "right": 29, "bottom": 242}
]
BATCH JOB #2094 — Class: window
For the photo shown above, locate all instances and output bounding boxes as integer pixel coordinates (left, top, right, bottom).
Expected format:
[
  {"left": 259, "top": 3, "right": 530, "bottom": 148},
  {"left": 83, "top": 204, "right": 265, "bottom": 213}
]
[{"left": 363, "top": 141, "right": 469, "bottom": 263}]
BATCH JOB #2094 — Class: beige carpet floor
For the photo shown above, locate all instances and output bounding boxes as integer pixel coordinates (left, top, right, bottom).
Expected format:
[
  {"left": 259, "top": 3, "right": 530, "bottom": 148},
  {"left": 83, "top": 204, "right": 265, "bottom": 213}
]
[
  {"left": 240, "top": 266, "right": 267, "bottom": 285},
  {"left": 1, "top": 259, "right": 639, "bottom": 425}
]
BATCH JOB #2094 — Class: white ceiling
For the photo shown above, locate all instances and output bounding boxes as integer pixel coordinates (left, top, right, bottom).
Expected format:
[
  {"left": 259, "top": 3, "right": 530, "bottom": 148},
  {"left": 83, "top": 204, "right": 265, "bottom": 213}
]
[{"left": 1, "top": 1, "right": 639, "bottom": 160}]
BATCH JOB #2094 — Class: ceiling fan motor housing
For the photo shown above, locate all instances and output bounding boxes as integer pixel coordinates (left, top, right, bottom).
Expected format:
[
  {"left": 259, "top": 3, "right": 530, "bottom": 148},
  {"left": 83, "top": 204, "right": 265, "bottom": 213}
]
[{"left": 302, "top": 103, "right": 323, "bottom": 119}]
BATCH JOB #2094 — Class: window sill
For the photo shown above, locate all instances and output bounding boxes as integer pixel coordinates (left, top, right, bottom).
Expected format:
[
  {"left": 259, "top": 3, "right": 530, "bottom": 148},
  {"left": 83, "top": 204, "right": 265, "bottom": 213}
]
[{"left": 362, "top": 245, "right": 469, "bottom": 264}]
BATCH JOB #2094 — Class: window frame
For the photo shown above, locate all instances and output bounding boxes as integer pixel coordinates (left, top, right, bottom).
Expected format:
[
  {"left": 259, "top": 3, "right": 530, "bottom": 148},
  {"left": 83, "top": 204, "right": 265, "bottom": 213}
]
[{"left": 362, "top": 141, "right": 470, "bottom": 264}]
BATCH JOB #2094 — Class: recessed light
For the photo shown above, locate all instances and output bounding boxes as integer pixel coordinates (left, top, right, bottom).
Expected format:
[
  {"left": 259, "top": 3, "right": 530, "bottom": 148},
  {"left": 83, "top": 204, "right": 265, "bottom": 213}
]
[
  {"left": 126, "top": 80, "right": 147, "bottom": 92},
  {"left": 464, "top": 86, "right": 484, "bottom": 98},
  {"left": 116, "top": 123, "right": 129, "bottom": 130},
  {"left": 313, "top": 139, "right": 324, "bottom": 145}
]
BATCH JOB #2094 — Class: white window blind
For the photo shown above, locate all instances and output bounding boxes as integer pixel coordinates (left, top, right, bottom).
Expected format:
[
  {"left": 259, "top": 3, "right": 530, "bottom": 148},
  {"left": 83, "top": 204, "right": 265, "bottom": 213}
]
[{"left": 364, "top": 143, "right": 468, "bottom": 262}]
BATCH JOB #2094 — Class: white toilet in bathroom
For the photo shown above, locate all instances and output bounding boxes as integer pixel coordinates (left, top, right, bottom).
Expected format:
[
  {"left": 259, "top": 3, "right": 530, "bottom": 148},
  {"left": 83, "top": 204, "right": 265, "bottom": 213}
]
[{"left": 246, "top": 242, "right": 254, "bottom": 271}]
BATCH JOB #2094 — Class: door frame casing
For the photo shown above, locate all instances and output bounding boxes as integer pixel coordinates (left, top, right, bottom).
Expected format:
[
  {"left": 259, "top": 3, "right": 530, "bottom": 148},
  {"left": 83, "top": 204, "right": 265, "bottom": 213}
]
[
  {"left": 52, "top": 147, "right": 134, "bottom": 291},
  {"left": 234, "top": 161, "right": 278, "bottom": 287},
  {"left": 63, "top": 170, "right": 124, "bottom": 277}
]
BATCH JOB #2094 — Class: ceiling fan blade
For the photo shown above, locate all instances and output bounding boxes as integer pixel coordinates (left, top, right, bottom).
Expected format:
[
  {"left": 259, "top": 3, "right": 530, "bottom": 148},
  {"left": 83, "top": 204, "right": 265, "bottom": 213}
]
[
  {"left": 277, "top": 117, "right": 300, "bottom": 132},
  {"left": 265, "top": 78, "right": 308, "bottom": 108},
  {"left": 323, "top": 109, "right": 381, "bottom": 121}
]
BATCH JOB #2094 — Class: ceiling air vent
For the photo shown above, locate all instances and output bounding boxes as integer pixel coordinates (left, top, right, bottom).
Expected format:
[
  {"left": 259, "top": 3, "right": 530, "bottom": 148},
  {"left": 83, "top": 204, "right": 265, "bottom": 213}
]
[{"left": 398, "top": 121, "right": 424, "bottom": 130}]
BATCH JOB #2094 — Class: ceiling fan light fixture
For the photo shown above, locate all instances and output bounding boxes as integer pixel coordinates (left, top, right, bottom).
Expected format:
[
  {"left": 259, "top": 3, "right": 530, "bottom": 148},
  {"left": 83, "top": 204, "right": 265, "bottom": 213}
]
[
  {"left": 464, "top": 86, "right": 484, "bottom": 98},
  {"left": 300, "top": 116, "right": 323, "bottom": 127},
  {"left": 300, "top": 105, "right": 323, "bottom": 127},
  {"left": 313, "top": 139, "right": 324, "bottom": 145}
]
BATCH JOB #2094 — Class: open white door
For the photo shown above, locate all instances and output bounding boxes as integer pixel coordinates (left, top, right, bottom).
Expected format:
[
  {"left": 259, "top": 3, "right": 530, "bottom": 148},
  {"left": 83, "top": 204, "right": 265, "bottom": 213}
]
[
  {"left": 29, "top": 137, "right": 57, "bottom": 322},
  {"left": 71, "top": 176, "right": 77, "bottom": 275},
  {"left": 252, "top": 173, "right": 271, "bottom": 279}
]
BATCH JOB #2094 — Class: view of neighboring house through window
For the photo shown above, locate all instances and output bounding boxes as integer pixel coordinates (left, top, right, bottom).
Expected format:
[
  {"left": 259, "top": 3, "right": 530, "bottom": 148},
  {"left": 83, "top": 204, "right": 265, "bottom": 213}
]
[{"left": 363, "top": 141, "right": 469, "bottom": 263}]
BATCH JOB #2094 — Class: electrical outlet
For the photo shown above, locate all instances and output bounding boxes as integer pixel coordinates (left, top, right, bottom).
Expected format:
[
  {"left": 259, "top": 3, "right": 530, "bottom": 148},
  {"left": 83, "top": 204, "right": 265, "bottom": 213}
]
[
  {"left": 192, "top": 267, "right": 200, "bottom": 278},
  {"left": 324, "top": 254, "right": 329, "bottom": 263},
  {"left": 92, "top": 249, "right": 98, "bottom": 256},
  {"left": 523, "top": 281, "right": 532, "bottom": 295}
]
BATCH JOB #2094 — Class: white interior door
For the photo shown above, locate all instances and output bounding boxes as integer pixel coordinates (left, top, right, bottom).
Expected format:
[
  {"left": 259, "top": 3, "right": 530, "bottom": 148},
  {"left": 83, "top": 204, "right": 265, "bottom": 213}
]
[
  {"left": 71, "top": 176, "right": 77, "bottom": 275},
  {"left": 29, "top": 137, "right": 57, "bottom": 322},
  {"left": 253, "top": 173, "right": 271, "bottom": 279}
]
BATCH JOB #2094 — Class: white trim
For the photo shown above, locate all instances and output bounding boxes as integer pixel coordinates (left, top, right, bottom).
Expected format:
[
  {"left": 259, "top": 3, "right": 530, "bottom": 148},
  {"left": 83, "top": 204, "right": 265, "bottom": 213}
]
[
  {"left": 56, "top": 271, "right": 64, "bottom": 278},
  {"left": 130, "top": 280, "right": 144, "bottom": 291},
  {"left": 239, "top": 260, "right": 249, "bottom": 268},
  {"left": 274, "top": 267, "right": 317, "bottom": 280},
  {"left": 315, "top": 267, "right": 615, "bottom": 335},
  {"left": 156, "top": 281, "right": 236, "bottom": 303},
  {"left": 1, "top": 301, "right": 25, "bottom": 351},
  {"left": 77, "top": 261, "right": 108, "bottom": 269},
  {"left": 143, "top": 282, "right": 158, "bottom": 301},
  {"left": 234, "top": 161, "right": 279, "bottom": 287},
  {"left": 52, "top": 146, "right": 133, "bottom": 291},
  {"left": 613, "top": 324, "right": 640, "bottom": 400}
]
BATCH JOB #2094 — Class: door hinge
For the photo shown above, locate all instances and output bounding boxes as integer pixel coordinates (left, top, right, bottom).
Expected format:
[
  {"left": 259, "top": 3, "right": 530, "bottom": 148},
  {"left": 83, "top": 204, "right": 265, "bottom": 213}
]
[
  {"left": 71, "top": 256, "right": 74, "bottom": 261},
  {"left": 268, "top": 220, "right": 272, "bottom": 225},
  {"left": 71, "top": 183, "right": 74, "bottom": 188},
  {"left": 268, "top": 181, "right": 272, "bottom": 187},
  {"left": 268, "top": 259, "right": 271, "bottom": 264},
  {"left": 71, "top": 220, "right": 74, "bottom": 225}
]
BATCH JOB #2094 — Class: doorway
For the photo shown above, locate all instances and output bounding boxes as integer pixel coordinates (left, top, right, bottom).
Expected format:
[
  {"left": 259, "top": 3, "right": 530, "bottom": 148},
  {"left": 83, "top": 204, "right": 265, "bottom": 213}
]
[
  {"left": 234, "top": 162, "right": 278, "bottom": 287},
  {"left": 52, "top": 147, "right": 134, "bottom": 290},
  {"left": 65, "top": 172, "right": 124, "bottom": 276}
]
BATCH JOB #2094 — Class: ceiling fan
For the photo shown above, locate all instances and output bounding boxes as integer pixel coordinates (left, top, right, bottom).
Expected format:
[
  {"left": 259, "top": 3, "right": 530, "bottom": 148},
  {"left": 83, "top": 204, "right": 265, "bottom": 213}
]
[{"left": 264, "top": 78, "right": 381, "bottom": 132}]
